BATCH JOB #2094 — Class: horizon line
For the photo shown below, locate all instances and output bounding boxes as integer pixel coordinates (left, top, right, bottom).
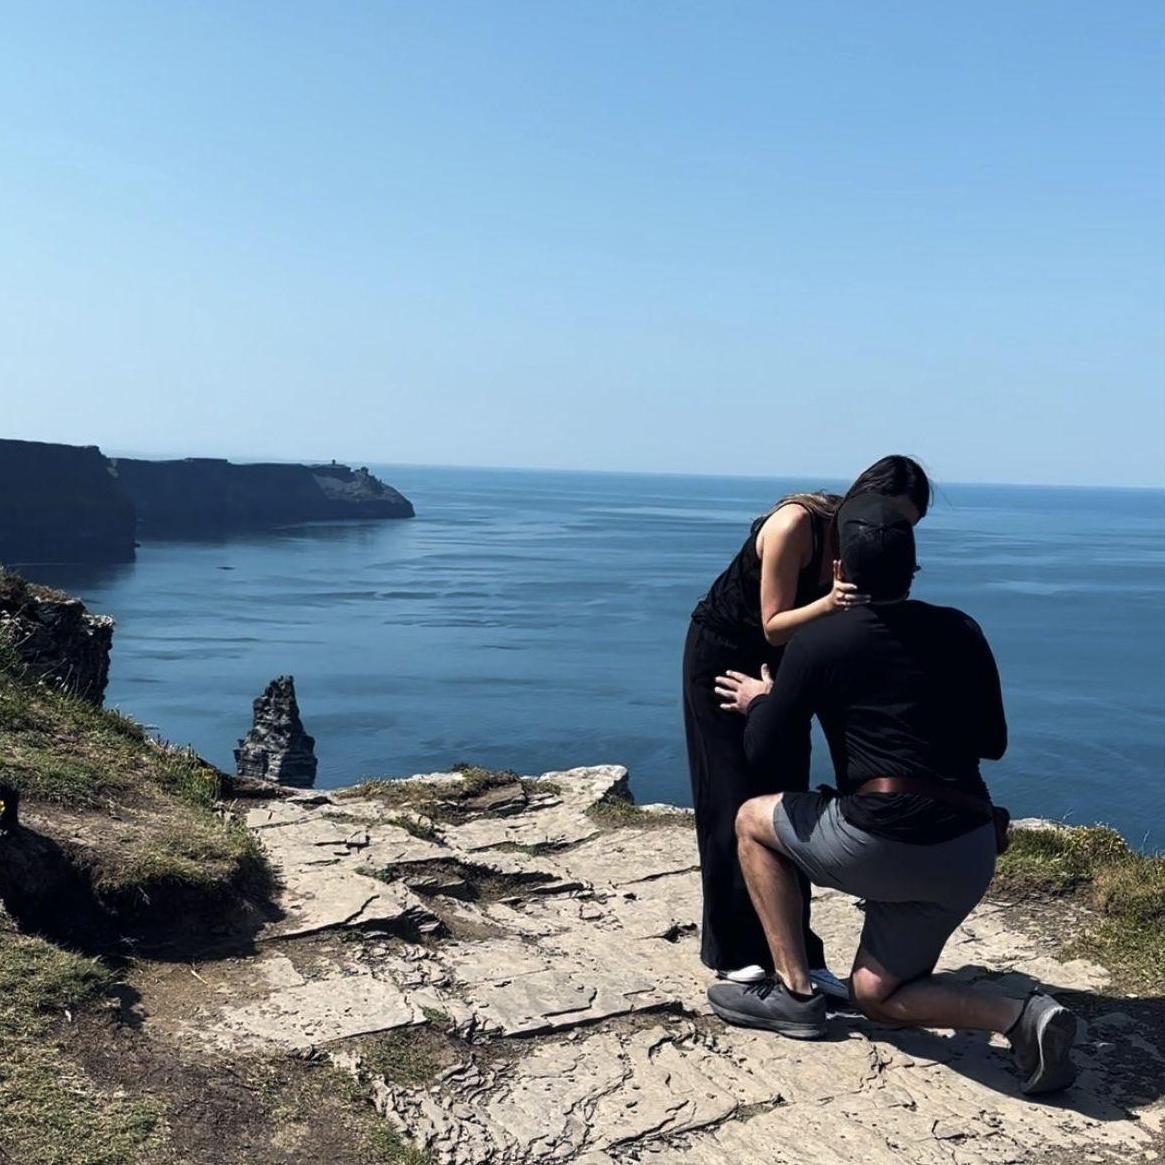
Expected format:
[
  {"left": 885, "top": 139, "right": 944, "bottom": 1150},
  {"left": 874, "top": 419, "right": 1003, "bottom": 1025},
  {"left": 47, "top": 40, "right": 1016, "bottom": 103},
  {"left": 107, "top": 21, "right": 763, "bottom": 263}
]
[
  {"left": 98, "top": 445, "right": 1165, "bottom": 493},
  {"left": 8, "top": 434, "right": 1163, "bottom": 493}
]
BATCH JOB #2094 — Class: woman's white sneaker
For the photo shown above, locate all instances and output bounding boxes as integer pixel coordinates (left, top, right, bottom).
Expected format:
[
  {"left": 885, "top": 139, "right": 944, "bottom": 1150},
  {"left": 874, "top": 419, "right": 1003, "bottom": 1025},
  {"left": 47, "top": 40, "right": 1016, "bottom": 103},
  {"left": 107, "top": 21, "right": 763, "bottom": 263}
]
[{"left": 717, "top": 964, "right": 768, "bottom": 984}]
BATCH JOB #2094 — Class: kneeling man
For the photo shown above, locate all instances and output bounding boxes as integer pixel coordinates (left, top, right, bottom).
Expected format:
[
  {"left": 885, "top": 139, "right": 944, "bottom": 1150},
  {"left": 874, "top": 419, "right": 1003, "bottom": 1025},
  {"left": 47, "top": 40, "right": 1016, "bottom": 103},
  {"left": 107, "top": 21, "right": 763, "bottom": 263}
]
[{"left": 711, "top": 495, "right": 1076, "bottom": 1095}]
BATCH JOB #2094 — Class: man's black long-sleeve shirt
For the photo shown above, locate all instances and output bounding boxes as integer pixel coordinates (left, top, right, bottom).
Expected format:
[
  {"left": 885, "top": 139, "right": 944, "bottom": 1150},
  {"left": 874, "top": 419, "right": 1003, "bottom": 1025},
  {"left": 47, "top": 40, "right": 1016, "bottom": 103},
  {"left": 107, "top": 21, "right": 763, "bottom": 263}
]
[{"left": 744, "top": 601, "right": 1007, "bottom": 844}]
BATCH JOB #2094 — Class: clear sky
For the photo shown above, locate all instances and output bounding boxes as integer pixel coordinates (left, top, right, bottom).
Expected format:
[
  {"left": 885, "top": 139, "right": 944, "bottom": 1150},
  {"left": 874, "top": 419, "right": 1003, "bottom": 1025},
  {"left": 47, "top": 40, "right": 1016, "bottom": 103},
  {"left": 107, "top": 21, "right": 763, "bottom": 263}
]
[{"left": 2, "top": 2, "right": 1163, "bottom": 487}]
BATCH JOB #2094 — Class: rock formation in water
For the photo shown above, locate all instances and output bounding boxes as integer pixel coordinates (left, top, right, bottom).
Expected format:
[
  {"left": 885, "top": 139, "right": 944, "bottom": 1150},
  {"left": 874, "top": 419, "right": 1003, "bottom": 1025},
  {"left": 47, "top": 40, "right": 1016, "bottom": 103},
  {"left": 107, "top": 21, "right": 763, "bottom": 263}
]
[
  {"left": 0, "top": 439, "right": 136, "bottom": 564},
  {"left": 234, "top": 675, "right": 318, "bottom": 787},
  {"left": 0, "top": 572, "right": 114, "bottom": 704},
  {"left": 113, "top": 457, "right": 414, "bottom": 535}
]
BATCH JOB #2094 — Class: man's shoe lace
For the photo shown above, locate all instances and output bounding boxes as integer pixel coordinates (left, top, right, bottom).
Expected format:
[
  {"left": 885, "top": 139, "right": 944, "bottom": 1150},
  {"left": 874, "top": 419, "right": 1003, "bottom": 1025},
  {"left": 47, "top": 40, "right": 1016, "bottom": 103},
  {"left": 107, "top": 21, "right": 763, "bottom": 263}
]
[{"left": 742, "top": 978, "right": 778, "bottom": 1001}]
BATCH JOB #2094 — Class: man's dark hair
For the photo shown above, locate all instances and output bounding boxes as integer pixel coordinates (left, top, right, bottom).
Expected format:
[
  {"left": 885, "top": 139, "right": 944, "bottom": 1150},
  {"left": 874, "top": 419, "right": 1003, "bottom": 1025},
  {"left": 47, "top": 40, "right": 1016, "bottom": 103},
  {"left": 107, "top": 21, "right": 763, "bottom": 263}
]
[
  {"left": 838, "top": 495, "right": 917, "bottom": 601},
  {"left": 842, "top": 455, "right": 932, "bottom": 520}
]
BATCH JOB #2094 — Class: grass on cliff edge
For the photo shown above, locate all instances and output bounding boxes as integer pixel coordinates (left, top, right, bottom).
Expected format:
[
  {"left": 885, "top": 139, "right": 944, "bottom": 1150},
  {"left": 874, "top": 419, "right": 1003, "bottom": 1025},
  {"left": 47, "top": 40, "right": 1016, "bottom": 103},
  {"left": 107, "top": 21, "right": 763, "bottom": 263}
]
[
  {"left": 994, "top": 825, "right": 1165, "bottom": 995},
  {"left": 339, "top": 764, "right": 560, "bottom": 820},
  {"left": 0, "top": 574, "right": 267, "bottom": 907}
]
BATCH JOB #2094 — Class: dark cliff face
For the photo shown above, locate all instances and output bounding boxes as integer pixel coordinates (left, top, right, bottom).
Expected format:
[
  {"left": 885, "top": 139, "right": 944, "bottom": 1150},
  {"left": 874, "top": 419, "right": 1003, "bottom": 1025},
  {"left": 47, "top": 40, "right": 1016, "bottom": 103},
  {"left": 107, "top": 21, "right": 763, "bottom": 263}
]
[
  {"left": 0, "top": 572, "right": 114, "bottom": 704},
  {"left": 0, "top": 440, "right": 136, "bottom": 564},
  {"left": 112, "top": 458, "right": 414, "bottom": 535}
]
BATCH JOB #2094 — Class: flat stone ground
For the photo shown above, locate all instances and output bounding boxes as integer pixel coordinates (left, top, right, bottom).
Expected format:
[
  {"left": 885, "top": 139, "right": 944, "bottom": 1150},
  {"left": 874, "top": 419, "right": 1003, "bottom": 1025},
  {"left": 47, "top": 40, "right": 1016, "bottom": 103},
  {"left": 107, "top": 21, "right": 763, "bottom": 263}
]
[{"left": 130, "top": 767, "right": 1164, "bottom": 1165}]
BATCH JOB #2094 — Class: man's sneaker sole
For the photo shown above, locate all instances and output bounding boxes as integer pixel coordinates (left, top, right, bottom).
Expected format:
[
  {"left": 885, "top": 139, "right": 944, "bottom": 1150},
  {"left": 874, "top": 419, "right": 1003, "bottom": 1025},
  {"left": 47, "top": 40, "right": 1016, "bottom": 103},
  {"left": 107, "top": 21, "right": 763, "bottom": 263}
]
[
  {"left": 708, "top": 996, "right": 826, "bottom": 1040},
  {"left": 1021, "top": 1004, "right": 1078, "bottom": 1095}
]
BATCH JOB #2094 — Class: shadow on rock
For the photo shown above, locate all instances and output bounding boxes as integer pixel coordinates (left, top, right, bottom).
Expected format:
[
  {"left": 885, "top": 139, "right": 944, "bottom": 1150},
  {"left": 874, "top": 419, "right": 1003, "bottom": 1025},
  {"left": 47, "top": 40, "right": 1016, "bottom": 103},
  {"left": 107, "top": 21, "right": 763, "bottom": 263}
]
[{"left": 846, "top": 965, "right": 1165, "bottom": 1120}]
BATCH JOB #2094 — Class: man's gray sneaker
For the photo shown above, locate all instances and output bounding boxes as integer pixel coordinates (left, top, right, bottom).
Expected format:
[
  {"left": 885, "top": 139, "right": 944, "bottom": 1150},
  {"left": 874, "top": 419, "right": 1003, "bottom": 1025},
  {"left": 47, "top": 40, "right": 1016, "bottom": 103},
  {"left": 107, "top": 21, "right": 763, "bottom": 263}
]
[
  {"left": 1008, "top": 992, "right": 1078, "bottom": 1095},
  {"left": 707, "top": 977, "right": 827, "bottom": 1039}
]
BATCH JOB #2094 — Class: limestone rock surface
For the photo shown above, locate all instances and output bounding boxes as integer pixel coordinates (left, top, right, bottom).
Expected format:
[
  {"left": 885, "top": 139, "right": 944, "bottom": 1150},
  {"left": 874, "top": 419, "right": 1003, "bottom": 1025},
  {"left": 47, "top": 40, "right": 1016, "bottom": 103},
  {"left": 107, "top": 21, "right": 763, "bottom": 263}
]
[{"left": 138, "top": 766, "right": 1161, "bottom": 1165}]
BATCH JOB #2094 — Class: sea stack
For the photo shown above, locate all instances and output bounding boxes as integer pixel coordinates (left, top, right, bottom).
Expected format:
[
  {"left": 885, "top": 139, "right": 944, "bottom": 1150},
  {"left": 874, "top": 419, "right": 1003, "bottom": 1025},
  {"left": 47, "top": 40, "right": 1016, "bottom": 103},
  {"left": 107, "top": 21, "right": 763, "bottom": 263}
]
[{"left": 234, "top": 676, "right": 318, "bottom": 788}]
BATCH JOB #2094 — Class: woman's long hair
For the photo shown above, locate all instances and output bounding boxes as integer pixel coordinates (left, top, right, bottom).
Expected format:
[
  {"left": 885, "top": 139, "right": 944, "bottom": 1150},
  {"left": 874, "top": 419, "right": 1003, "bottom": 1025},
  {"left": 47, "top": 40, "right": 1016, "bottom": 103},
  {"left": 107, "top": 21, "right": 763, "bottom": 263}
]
[
  {"left": 841, "top": 455, "right": 933, "bottom": 518},
  {"left": 761, "top": 456, "right": 932, "bottom": 544},
  {"left": 766, "top": 490, "right": 843, "bottom": 523}
]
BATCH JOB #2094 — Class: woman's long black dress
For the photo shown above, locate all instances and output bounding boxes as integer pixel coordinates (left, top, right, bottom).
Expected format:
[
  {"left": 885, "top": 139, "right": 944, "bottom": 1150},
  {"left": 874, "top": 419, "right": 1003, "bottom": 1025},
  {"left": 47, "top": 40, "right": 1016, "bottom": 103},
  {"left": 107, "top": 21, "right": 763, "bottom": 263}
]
[{"left": 683, "top": 503, "right": 829, "bottom": 973}]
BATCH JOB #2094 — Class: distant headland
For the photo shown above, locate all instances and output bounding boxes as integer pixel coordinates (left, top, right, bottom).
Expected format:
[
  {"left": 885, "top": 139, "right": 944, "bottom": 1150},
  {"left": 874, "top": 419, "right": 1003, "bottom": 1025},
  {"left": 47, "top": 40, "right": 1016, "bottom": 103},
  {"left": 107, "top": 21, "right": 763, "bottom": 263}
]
[{"left": 0, "top": 439, "right": 414, "bottom": 564}]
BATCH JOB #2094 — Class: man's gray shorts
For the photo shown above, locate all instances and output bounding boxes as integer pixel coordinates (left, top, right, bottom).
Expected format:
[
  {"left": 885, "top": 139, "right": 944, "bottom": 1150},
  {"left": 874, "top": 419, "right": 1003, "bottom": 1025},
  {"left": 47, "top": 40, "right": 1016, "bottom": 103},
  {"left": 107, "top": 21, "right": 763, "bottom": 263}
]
[{"left": 774, "top": 791, "right": 996, "bottom": 982}]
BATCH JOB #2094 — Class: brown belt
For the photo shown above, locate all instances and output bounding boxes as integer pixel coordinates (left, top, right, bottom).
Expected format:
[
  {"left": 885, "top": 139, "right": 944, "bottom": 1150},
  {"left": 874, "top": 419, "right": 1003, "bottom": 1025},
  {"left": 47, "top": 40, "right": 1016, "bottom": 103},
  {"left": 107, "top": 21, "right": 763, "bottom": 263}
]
[{"left": 855, "top": 776, "right": 994, "bottom": 821}]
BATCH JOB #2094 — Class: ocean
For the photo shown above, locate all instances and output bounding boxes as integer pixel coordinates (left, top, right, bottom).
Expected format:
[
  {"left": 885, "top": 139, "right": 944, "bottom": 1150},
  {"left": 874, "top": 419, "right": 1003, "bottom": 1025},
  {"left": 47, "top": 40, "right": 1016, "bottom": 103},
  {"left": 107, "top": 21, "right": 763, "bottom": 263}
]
[{"left": 27, "top": 465, "right": 1165, "bottom": 850}]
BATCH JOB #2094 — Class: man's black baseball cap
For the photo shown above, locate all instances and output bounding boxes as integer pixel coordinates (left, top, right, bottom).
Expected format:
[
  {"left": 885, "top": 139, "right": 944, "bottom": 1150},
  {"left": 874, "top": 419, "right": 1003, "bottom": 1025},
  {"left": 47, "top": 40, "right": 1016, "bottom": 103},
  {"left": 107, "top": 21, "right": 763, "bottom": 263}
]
[{"left": 838, "top": 495, "right": 916, "bottom": 601}]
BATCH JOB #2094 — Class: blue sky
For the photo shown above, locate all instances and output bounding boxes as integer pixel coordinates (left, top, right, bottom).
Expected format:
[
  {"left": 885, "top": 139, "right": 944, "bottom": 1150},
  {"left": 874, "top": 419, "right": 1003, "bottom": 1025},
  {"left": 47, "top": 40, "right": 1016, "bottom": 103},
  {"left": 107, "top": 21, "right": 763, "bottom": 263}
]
[{"left": 2, "top": 2, "right": 1162, "bottom": 486}]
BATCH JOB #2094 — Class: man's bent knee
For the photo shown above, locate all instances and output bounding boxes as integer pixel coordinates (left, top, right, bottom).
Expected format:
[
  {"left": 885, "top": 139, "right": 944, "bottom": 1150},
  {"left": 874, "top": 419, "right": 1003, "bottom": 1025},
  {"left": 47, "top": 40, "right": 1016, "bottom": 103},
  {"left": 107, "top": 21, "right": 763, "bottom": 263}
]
[
  {"left": 735, "top": 794, "right": 783, "bottom": 847},
  {"left": 850, "top": 958, "right": 902, "bottom": 1023}
]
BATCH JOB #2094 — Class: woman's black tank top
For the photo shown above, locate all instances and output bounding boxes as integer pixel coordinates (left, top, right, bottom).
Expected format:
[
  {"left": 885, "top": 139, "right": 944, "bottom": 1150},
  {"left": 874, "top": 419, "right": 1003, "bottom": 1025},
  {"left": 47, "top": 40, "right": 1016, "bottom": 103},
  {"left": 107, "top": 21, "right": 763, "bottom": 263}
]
[{"left": 691, "top": 503, "right": 830, "bottom": 666}]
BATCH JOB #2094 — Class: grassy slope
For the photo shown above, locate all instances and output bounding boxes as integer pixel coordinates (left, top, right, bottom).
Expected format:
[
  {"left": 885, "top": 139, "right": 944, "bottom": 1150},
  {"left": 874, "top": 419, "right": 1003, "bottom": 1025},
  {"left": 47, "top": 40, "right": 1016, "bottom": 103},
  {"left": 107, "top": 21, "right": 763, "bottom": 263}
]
[
  {"left": 0, "top": 570, "right": 265, "bottom": 908},
  {"left": 994, "top": 825, "right": 1165, "bottom": 995}
]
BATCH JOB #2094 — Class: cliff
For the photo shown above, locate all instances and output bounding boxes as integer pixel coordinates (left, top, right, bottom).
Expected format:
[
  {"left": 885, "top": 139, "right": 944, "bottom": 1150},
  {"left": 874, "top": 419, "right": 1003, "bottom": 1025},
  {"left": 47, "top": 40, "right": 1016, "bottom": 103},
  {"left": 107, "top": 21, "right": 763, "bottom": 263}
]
[
  {"left": 113, "top": 456, "right": 414, "bottom": 535},
  {"left": 0, "top": 571, "right": 113, "bottom": 704},
  {"left": 0, "top": 439, "right": 136, "bottom": 564}
]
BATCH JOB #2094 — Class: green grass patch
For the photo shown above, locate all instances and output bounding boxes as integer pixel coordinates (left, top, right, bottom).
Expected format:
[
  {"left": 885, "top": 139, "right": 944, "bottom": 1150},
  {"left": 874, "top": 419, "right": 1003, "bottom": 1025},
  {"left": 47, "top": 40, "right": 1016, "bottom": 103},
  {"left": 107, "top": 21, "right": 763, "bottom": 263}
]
[
  {"left": 94, "top": 816, "right": 268, "bottom": 901},
  {"left": 385, "top": 814, "right": 439, "bottom": 843},
  {"left": 0, "top": 932, "right": 163, "bottom": 1165},
  {"left": 365, "top": 1124, "right": 432, "bottom": 1165},
  {"left": 371, "top": 857, "right": 558, "bottom": 904},
  {"left": 341, "top": 766, "right": 560, "bottom": 826},
  {"left": 340, "top": 779, "right": 437, "bottom": 810},
  {"left": 449, "top": 764, "right": 521, "bottom": 796},
  {"left": 586, "top": 793, "right": 686, "bottom": 830},
  {"left": 486, "top": 839, "right": 574, "bottom": 856},
  {"left": 994, "top": 824, "right": 1165, "bottom": 993},
  {"left": 0, "top": 931, "right": 111, "bottom": 1035},
  {"left": 361, "top": 1024, "right": 459, "bottom": 1090},
  {"left": 0, "top": 659, "right": 221, "bottom": 811},
  {"left": 420, "top": 1007, "right": 454, "bottom": 1031}
]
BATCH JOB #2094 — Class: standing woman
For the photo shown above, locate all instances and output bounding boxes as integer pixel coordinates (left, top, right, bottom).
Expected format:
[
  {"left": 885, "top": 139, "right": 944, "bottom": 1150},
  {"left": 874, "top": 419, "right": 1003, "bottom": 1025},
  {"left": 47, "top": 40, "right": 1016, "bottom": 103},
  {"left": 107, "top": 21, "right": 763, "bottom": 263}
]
[{"left": 683, "top": 455, "right": 932, "bottom": 993}]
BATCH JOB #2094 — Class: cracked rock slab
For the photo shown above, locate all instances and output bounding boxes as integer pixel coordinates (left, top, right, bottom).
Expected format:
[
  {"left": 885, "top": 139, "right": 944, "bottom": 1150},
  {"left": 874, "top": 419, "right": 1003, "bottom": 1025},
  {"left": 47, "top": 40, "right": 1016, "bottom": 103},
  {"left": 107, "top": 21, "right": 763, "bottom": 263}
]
[{"left": 196, "top": 766, "right": 1164, "bottom": 1165}]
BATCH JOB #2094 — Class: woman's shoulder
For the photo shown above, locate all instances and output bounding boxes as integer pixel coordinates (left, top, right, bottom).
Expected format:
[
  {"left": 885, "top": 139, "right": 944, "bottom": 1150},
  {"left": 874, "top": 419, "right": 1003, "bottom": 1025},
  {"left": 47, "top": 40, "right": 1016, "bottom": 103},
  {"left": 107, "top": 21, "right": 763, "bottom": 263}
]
[{"left": 754, "top": 502, "right": 815, "bottom": 546}]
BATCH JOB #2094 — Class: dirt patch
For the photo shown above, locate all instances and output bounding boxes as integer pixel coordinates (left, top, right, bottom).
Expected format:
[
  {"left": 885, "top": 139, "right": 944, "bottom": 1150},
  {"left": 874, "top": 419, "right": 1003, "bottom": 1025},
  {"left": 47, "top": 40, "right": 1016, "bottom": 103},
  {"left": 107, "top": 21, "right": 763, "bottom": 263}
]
[{"left": 64, "top": 1009, "right": 420, "bottom": 1165}]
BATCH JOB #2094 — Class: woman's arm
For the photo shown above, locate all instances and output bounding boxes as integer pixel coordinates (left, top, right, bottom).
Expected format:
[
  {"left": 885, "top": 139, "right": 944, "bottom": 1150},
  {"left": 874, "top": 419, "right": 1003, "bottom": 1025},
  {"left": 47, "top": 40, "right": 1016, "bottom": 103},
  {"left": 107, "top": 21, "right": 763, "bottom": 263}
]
[{"left": 757, "top": 508, "right": 865, "bottom": 646}]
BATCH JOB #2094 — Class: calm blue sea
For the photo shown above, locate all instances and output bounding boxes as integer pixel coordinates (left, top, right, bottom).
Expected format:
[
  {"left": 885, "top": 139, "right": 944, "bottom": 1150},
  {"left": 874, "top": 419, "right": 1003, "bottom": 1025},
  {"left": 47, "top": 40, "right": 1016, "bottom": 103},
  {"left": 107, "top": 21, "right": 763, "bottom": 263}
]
[{"left": 27, "top": 466, "right": 1165, "bottom": 850}]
